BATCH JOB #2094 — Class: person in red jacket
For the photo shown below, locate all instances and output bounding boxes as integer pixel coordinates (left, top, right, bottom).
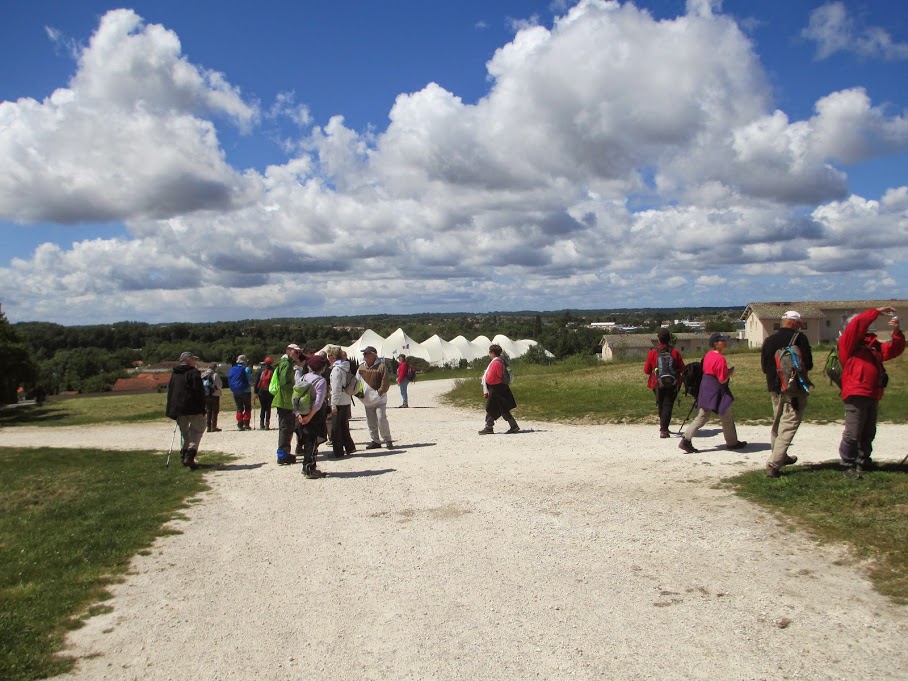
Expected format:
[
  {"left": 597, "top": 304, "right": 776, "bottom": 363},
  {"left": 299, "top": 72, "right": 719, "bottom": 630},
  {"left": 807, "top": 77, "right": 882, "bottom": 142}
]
[
  {"left": 643, "top": 329, "right": 685, "bottom": 438},
  {"left": 837, "top": 306, "right": 905, "bottom": 478}
]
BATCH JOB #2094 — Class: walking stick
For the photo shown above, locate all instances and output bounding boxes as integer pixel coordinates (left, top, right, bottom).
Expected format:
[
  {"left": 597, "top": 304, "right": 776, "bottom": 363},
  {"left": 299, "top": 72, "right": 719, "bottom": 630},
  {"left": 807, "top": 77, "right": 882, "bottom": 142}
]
[
  {"left": 165, "top": 420, "right": 178, "bottom": 467},
  {"left": 899, "top": 452, "right": 908, "bottom": 467},
  {"left": 675, "top": 400, "right": 697, "bottom": 436}
]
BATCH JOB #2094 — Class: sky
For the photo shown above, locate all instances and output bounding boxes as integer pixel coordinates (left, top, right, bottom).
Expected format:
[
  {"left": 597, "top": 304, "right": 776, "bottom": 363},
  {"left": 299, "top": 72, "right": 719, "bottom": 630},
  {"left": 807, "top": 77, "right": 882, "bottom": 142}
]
[{"left": 1, "top": 0, "right": 907, "bottom": 325}]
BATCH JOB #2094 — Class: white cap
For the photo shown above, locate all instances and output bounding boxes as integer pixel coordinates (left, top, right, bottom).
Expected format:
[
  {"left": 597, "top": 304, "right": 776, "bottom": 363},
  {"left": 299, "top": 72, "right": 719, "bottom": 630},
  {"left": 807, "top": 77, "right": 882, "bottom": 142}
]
[{"left": 781, "top": 310, "right": 801, "bottom": 320}]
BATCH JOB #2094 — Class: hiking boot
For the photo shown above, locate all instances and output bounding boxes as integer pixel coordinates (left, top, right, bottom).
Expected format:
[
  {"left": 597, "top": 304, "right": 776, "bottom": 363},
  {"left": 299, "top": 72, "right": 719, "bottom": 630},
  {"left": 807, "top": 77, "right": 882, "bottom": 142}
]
[
  {"left": 505, "top": 426, "right": 520, "bottom": 434},
  {"left": 478, "top": 427, "right": 494, "bottom": 435},
  {"left": 766, "top": 464, "right": 782, "bottom": 478},
  {"left": 304, "top": 467, "right": 327, "bottom": 479},
  {"left": 365, "top": 441, "right": 382, "bottom": 450},
  {"left": 237, "top": 423, "right": 245, "bottom": 431},
  {"left": 678, "top": 438, "right": 698, "bottom": 453},
  {"left": 857, "top": 459, "right": 877, "bottom": 472},
  {"left": 184, "top": 448, "right": 199, "bottom": 470},
  {"left": 659, "top": 430, "right": 670, "bottom": 439},
  {"left": 843, "top": 467, "right": 862, "bottom": 480},
  {"left": 212, "top": 427, "right": 222, "bottom": 432},
  {"left": 277, "top": 453, "right": 297, "bottom": 466},
  {"left": 783, "top": 455, "right": 798, "bottom": 466},
  {"left": 180, "top": 448, "right": 189, "bottom": 465},
  {"left": 727, "top": 441, "right": 748, "bottom": 450},
  {"left": 385, "top": 441, "right": 394, "bottom": 449}
]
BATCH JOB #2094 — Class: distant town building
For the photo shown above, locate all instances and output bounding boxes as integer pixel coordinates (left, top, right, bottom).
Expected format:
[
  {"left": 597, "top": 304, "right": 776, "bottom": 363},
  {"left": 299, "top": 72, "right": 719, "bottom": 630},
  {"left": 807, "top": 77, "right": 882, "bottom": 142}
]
[{"left": 741, "top": 300, "right": 908, "bottom": 348}]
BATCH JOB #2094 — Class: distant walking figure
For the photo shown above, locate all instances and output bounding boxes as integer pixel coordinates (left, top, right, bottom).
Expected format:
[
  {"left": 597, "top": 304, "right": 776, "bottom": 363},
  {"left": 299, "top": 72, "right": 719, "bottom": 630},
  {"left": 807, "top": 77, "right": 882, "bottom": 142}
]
[
  {"left": 643, "top": 329, "right": 685, "bottom": 438},
  {"left": 478, "top": 344, "right": 519, "bottom": 435}
]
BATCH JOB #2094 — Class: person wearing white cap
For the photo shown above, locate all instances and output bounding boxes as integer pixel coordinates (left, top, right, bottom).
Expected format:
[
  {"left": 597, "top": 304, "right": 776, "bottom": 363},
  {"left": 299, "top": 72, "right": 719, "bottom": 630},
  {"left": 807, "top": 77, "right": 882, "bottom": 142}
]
[
  {"left": 165, "top": 352, "right": 206, "bottom": 469},
  {"left": 760, "top": 310, "right": 813, "bottom": 478}
]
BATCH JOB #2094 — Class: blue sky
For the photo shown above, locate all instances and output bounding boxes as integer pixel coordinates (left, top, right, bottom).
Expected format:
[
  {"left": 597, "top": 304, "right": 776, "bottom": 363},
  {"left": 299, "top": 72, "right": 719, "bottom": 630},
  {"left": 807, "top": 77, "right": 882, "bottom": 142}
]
[{"left": 1, "top": 0, "right": 906, "bottom": 324}]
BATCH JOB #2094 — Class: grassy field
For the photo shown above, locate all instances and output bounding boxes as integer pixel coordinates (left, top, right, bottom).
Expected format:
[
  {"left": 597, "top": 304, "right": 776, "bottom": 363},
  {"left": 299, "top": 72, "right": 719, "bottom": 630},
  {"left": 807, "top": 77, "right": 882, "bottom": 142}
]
[
  {"left": 441, "top": 348, "right": 908, "bottom": 425},
  {"left": 0, "top": 447, "right": 227, "bottom": 681},
  {"left": 0, "top": 392, "right": 167, "bottom": 428}
]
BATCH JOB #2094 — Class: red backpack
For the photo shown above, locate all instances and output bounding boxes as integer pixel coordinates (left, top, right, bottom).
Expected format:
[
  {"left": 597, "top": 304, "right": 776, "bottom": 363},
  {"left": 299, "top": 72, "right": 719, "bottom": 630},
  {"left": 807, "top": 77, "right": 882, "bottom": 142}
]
[{"left": 256, "top": 367, "right": 273, "bottom": 390}]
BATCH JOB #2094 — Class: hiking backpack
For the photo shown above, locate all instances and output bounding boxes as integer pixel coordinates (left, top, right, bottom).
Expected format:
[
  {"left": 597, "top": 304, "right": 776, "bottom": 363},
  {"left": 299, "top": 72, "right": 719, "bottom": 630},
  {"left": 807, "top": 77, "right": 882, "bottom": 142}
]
[
  {"left": 292, "top": 378, "right": 313, "bottom": 415},
  {"left": 654, "top": 349, "right": 677, "bottom": 390},
  {"left": 256, "top": 367, "right": 273, "bottom": 391},
  {"left": 500, "top": 358, "right": 512, "bottom": 385},
  {"left": 406, "top": 364, "right": 416, "bottom": 382},
  {"left": 823, "top": 346, "right": 843, "bottom": 389},
  {"left": 202, "top": 373, "right": 214, "bottom": 396},
  {"left": 774, "top": 332, "right": 811, "bottom": 395},
  {"left": 227, "top": 365, "right": 248, "bottom": 394},
  {"left": 342, "top": 368, "right": 361, "bottom": 397},
  {"left": 680, "top": 361, "right": 703, "bottom": 399}
]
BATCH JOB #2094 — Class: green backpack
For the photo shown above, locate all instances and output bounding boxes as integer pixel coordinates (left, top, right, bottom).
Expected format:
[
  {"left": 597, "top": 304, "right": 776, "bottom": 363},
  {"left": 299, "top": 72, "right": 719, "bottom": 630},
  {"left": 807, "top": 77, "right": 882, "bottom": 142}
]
[
  {"left": 824, "top": 346, "right": 843, "bottom": 388},
  {"left": 292, "top": 378, "right": 313, "bottom": 415}
]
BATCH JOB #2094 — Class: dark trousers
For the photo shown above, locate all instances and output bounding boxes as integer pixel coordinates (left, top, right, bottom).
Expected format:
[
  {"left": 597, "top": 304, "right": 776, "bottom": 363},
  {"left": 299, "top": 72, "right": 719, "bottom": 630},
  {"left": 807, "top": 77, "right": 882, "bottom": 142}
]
[
  {"left": 654, "top": 388, "right": 678, "bottom": 432},
  {"left": 205, "top": 395, "right": 220, "bottom": 430},
  {"left": 839, "top": 396, "right": 879, "bottom": 467},
  {"left": 332, "top": 404, "right": 356, "bottom": 456},
  {"left": 233, "top": 392, "right": 252, "bottom": 426},
  {"left": 258, "top": 391, "right": 273, "bottom": 428},
  {"left": 276, "top": 407, "right": 295, "bottom": 455}
]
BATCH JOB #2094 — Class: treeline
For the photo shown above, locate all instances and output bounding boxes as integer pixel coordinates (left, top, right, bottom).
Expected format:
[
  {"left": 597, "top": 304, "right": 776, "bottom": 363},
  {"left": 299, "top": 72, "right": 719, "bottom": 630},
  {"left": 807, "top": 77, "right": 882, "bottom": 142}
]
[{"left": 7, "top": 307, "right": 742, "bottom": 398}]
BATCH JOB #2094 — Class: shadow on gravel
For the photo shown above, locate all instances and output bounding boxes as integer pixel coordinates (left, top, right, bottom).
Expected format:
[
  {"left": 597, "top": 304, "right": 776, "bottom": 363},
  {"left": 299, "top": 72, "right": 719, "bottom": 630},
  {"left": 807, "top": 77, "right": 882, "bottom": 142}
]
[
  {"left": 323, "top": 468, "right": 396, "bottom": 479},
  {"left": 209, "top": 462, "right": 267, "bottom": 471}
]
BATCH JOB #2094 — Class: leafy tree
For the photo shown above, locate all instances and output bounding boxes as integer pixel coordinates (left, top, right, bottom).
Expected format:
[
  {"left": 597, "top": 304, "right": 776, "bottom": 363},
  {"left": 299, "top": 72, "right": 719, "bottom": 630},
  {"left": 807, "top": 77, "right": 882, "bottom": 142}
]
[{"left": 0, "top": 306, "right": 37, "bottom": 404}]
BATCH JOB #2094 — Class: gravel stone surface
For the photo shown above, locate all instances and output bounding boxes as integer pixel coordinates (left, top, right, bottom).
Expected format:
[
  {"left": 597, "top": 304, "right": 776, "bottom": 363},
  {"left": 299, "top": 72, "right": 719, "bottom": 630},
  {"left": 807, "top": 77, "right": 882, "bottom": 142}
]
[{"left": 4, "top": 379, "right": 908, "bottom": 680}]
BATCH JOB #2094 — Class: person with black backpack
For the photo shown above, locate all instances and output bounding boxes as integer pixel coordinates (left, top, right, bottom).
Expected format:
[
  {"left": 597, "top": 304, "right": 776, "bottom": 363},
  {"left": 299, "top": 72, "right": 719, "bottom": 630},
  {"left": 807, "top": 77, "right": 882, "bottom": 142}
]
[
  {"left": 643, "top": 329, "right": 685, "bottom": 438},
  {"left": 165, "top": 352, "right": 206, "bottom": 470},
  {"left": 760, "top": 310, "right": 813, "bottom": 478},
  {"left": 678, "top": 333, "right": 747, "bottom": 454}
]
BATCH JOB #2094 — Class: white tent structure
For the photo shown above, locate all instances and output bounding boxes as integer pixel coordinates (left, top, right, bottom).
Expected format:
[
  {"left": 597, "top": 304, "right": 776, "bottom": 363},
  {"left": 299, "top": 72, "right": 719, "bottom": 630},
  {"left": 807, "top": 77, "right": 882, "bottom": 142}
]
[{"left": 323, "top": 329, "right": 546, "bottom": 367}]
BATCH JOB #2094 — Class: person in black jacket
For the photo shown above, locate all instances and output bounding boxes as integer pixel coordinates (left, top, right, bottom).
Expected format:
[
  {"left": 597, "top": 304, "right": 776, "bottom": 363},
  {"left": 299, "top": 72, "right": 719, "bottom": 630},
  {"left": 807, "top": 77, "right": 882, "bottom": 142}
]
[
  {"left": 165, "top": 351, "right": 207, "bottom": 469},
  {"left": 760, "top": 310, "right": 813, "bottom": 478}
]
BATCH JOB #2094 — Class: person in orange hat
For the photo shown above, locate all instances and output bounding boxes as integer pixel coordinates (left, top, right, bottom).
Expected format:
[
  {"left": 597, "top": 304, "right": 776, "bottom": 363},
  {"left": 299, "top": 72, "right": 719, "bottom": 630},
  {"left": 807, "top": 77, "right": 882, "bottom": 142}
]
[{"left": 255, "top": 356, "right": 275, "bottom": 430}]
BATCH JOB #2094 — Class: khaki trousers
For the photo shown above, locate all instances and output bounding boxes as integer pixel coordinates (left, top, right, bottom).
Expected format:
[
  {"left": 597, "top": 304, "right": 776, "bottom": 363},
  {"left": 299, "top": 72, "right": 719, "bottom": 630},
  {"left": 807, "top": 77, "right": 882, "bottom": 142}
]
[
  {"left": 768, "top": 392, "right": 807, "bottom": 468},
  {"left": 683, "top": 406, "right": 738, "bottom": 446}
]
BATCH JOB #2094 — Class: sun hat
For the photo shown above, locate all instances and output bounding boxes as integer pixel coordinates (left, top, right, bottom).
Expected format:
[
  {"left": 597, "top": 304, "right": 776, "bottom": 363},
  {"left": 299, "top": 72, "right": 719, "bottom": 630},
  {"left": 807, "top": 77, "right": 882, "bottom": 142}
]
[{"left": 179, "top": 351, "right": 198, "bottom": 362}]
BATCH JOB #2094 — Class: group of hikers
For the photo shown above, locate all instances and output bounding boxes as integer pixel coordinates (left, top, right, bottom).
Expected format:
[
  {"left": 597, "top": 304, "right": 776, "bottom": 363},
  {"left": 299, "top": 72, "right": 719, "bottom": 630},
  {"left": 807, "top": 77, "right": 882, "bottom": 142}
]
[
  {"left": 165, "top": 342, "right": 519, "bottom": 477},
  {"left": 643, "top": 306, "right": 904, "bottom": 478},
  {"left": 166, "top": 305, "right": 902, "bottom": 479}
]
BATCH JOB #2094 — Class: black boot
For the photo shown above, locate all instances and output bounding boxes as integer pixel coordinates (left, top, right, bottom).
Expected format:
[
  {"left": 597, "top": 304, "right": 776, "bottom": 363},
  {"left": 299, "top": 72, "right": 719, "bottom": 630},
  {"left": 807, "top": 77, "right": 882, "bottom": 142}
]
[{"left": 184, "top": 448, "right": 199, "bottom": 470}]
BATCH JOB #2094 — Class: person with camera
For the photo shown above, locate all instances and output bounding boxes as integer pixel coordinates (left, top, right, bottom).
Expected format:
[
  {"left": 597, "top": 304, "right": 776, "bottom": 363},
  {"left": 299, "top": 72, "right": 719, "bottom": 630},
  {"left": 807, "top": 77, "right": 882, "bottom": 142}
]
[{"left": 837, "top": 306, "right": 904, "bottom": 478}]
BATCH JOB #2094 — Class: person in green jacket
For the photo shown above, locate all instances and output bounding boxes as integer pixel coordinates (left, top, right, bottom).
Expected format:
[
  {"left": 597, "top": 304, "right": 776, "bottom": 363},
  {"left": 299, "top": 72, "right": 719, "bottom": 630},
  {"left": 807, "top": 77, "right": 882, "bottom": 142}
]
[{"left": 273, "top": 343, "right": 304, "bottom": 465}]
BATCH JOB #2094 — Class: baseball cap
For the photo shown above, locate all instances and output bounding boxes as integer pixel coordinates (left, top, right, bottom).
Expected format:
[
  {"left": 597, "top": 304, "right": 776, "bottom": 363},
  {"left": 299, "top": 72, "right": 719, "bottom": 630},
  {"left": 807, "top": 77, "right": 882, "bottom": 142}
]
[
  {"left": 709, "top": 333, "right": 730, "bottom": 347},
  {"left": 236, "top": 354, "right": 248, "bottom": 364},
  {"left": 287, "top": 343, "right": 301, "bottom": 352},
  {"left": 781, "top": 310, "right": 801, "bottom": 320},
  {"left": 361, "top": 346, "right": 378, "bottom": 354},
  {"left": 179, "top": 351, "right": 198, "bottom": 362}
]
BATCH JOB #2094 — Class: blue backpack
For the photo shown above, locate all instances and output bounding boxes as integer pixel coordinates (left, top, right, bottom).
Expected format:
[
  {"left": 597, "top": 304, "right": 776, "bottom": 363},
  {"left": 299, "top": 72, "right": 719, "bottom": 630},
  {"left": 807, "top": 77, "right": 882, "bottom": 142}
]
[{"left": 227, "top": 365, "right": 248, "bottom": 394}]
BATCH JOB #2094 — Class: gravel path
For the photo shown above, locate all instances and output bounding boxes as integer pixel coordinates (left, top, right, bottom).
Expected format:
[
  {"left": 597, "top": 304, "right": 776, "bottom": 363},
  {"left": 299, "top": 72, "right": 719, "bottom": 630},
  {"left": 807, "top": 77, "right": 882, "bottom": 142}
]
[{"left": 4, "top": 379, "right": 908, "bottom": 680}]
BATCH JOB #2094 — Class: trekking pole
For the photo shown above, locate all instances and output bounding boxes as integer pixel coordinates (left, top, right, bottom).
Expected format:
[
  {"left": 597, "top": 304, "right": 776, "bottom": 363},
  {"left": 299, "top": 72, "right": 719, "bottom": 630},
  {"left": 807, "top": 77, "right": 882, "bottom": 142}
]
[
  {"left": 675, "top": 400, "right": 697, "bottom": 436},
  {"left": 252, "top": 394, "right": 257, "bottom": 430},
  {"left": 899, "top": 452, "right": 908, "bottom": 467},
  {"left": 165, "top": 420, "right": 178, "bottom": 467}
]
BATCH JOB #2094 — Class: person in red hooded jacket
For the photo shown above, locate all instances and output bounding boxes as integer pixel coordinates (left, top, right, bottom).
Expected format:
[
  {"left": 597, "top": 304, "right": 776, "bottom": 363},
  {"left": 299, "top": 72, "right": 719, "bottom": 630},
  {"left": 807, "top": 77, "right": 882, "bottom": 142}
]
[{"left": 837, "top": 306, "right": 905, "bottom": 477}]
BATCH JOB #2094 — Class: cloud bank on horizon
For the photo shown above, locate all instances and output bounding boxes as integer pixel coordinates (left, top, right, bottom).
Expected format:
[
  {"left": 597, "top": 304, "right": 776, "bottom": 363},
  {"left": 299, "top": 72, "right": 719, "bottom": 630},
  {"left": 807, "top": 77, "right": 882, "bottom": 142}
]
[{"left": 1, "top": 0, "right": 907, "bottom": 324}]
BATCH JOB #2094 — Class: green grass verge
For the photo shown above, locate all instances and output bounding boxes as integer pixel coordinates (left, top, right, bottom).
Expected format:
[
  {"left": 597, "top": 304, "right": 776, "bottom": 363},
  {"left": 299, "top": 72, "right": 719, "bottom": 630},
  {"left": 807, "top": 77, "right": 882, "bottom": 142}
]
[
  {"left": 0, "top": 447, "right": 229, "bottom": 680},
  {"left": 442, "top": 350, "right": 908, "bottom": 424},
  {"left": 0, "top": 393, "right": 167, "bottom": 428},
  {"left": 725, "top": 462, "right": 908, "bottom": 604}
]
